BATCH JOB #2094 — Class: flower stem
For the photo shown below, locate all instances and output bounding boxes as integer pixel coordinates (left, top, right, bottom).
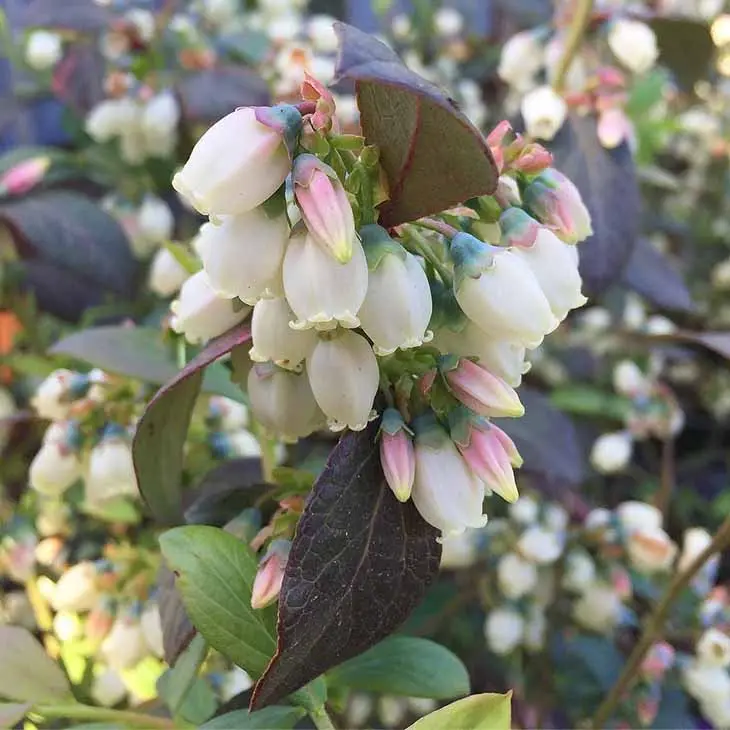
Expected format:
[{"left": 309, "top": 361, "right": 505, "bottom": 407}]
[
  {"left": 309, "top": 704, "right": 337, "bottom": 730},
  {"left": 251, "top": 419, "right": 277, "bottom": 482},
  {"left": 551, "top": 0, "right": 594, "bottom": 93},
  {"left": 34, "top": 703, "right": 179, "bottom": 729},
  {"left": 403, "top": 227, "right": 453, "bottom": 285},
  {"left": 591, "top": 513, "right": 730, "bottom": 729},
  {"left": 415, "top": 217, "right": 459, "bottom": 239}
]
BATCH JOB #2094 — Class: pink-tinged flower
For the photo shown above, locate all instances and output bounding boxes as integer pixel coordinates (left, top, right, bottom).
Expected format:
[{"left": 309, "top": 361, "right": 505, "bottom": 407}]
[
  {"left": 596, "top": 66, "right": 627, "bottom": 89},
  {"left": 611, "top": 565, "right": 633, "bottom": 601},
  {"left": 86, "top": 599, "right": 115, "bottom": 643},
  {"left": 0, "top": 157, "right": 51, "bottom": 196},
  {"left": 440, "top": 356, "right": 524, "bottom": 418},
  {"left": 598, "top": 108, "right": 631, "bottom": 149},
  {"left": 292, "top": 154, "right": 355, "bottom": 263},
  {"left": 300, "top": 72, "right": 336, "bottom": 133},
  {"left": 455, "top": 418, "right": 521, "bottom": 503},
  {"left": 499, "top": 207, "right": 541, "bottom": 249},
  {"left": 251, "top": 540, "right": 290, "bottom": 610},
  {"left": 486, "top": 120, "right": 512, "bottom": 150},
  {"left": 637, "top": 696, "right": 659, "bottom": 727},
  {"left": 379, "top": 409, "right": 415, "bottom": 502},
  {"left": 511, "top": 143, "right": 553, "bottom": 174},
  {"left": 641, "top": 641, "right": 675, "bottom": 681},
  {"left": 524, "top": 168, "right": 593, "bottom": 244}
]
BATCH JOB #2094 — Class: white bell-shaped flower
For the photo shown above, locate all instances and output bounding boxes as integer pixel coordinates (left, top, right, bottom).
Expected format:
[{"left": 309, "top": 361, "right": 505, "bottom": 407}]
[
  {"left": 358, "top": 227, "right": 432, "bottom": 355},
  {"left": 170, "top": 271, "right": 250, "bottom": 344},
  {"left": 141, "top": 91, "right": 180, "bottom": 157},
  {"left": 101, "top": 611, "right": 149, "bottom": 670},
  {"left": 283, "top": 232, "right": 368, "bottom": 331},
  {"left": 432, "top": 322, "right": 528, "bottom": 387},
  {"left": 513, "top": 228, "right": 586, "bottom": 321},
  {"left": 497, "top": 552, "right": 538, "bottom": 599},
  {"left": 148, "top": 247, "right": 188, "bottom": 297},
  {"left": 141, "top": 603, "right": 164, "bottom": 658},
  {"left": 32, "top": 369, "right": 74, "bottom": 420},
  {"left": 306, "top": 330, "right": 379, "bottom": 431},
  {"left": 452, "top": 235, "right": 559, "bottom": 348},
  {"left": 25, "top": 30, "right": 62, "bottom": 70},
  {"left": 411, "top": 415, "right": 488, "bottom": 536},
  {"left": 29, "top": 441, "right": 81, "bottom": 497},
  {"left": 498, "top": 30, "right": 544, "bottom": 91},
  {"left": 51, "top": 561, "right": 99, "bottom": 612},
  {"left": 85, "top": 98, "right": 137, "bottom": 143},
  {"left": 608, "top": 19, "right": 658, "bottom": 74},
  {"left": 250, "top": 297, "right": 318, "bottom": 370},
  {"left": 91, "top": 668, "right": 127, "bottom": 708},
  {"left": 85, "top": 429, "right": 139, "bottom": 506},
  {"left": 521, "top": 85, "right": 567, "bottom": 141},
  {"left": 132, "top": 195, "right": 174, "bottom": 258},
  {"left": 196, "top": 208, "right": 288, "bottom": 304},
  {"left": 590, "top": 431, "right": 633, "bottom": 474},
  {"left": 172, "top": 106, "right": 295, "bottom": 217},
  {"left": 248, "top": 364, "right": 324, "bottom": 441},
  {"left": 485, "top": 608, "right": 525, "bottom": 655}
]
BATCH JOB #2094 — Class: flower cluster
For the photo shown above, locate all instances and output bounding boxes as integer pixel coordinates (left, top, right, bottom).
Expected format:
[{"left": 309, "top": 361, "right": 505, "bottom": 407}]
[{"left": 170, "top": 69, "right": 591, "bottom": 536}]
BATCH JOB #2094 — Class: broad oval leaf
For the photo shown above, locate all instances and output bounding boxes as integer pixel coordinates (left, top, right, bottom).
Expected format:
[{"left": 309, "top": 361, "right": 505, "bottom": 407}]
[
  {"left": 549, "top": 114, "right": 640, "bottom": 298},
  {"left": 0, "top": 191, "right": 137, "bottom": 321},
  {"left": 496, "top": 387, "right": 585, "bottom": 488},
  {"left": 622, "top": 237, "right": 695, "bottom": 314},
  {"left": 333, "top": 22, "right": 497, "bottom": 227},
  {"left": 132, "top": 323, "right": 251, "bottom": 525},
  {"left": 0, "top": 626, "right": 73, "bottom": 703},
  {"left": 251, "top": 423, "right": 441, "bottom": 710},
  {"left": 407, "top": 692, "right": 512, "bottom": 730},
  {"left": 159, "top": 525, "right": 277, "bottom": 678},
  {"left": 51, "top": 325, "right": 243, "bottom": 400},
  {"left": 201, "top": 706, "right": 306, "bottom": 729},
  {"left": 328, "top": 636, "right": 469, "bottom": 699},
  {"left": 157, "top": 565, "right": 197, "bottom": 666}
]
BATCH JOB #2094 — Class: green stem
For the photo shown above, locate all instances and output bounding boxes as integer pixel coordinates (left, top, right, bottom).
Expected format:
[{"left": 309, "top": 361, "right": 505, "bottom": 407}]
[
  {"left": 252, "top": 419, "right": 277, "bottom": 482},
  {"left": 591, "top": 513, "right": 730, "bottom": 729},
  {"left": 403, "top": 228, "right": 453, "bottom": 285},
  {"left": 415, "top": 217, "right": 459, "bottom": 239},
  {"left": 309, "top": 704, "right": 337, "bottom": 730},
  {"left": 35, "top": 703, "right": 179, "bottom": 729},
  {"left": 551, "top": 0, "right": 594, "bottom": 94}
]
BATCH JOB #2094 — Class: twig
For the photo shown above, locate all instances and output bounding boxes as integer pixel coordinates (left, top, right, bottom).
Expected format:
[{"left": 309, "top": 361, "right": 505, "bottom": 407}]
[
  {"left": 655, "top": 437, "right": 675, "bottom": 518},
  {"left": 415, "top": 217, "right": 459, "bottom": 239},
  {"left": 35, "top": 703, "right": 179, "bottom": 729},
  {"left": 552, "top": 0, "right": 595, "bottom": 93},
  {"left": 591, "top": 514, "right": 730, "bottom": 728}
]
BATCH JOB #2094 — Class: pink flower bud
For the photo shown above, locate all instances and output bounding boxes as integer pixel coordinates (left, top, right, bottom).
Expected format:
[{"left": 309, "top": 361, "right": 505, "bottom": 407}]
[
  {"left": 0, "top": 157, "right": 51, "bottom": 196},
  {"left": 597, "top": 108, "right": 631, "bottom": 149},
  {"left": 524, "top": 169, "right": 593, "bottom": 244},
  {"left": 499, "top": 207, "right": 541, "bottom": 249},
  {"left": 512, "top": 143, "right": 553, "bottom": 174},
  {"left": 301, "top": 72, "right": 336, "bottom": 133},
  {"left": 441, "top": 357, "right": 524, "bottom": 418},
  {"left": 251, "top": 540, "right": 290, "bottom": 610},
  {"left": 293, "top": 154, "right": 356, "bottom": 263},
  {"left": 640, "top": 641, "right": 675, "bottom": 681},
  {"left": 379, "top": 409, "right": 415, "bottom": 502}
]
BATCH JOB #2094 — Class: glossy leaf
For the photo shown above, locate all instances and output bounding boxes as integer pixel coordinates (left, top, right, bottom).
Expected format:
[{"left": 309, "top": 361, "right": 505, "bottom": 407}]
[
  {"left": 328, "top": 636, "right": 469, "bottom": 699},
  {"left": 0, "top": 626, "right": 73, "bottom": 703},
  {"left": 51, "top": 326, "right": 243, "bottom": 400},
  {"left": 333, "top": 22, "right": 497, "bottom": 227},
  {"left": 496, "top": 387, "right": 585, "bottom": 487},
  {"left": 201, "top": 706, "right": 306, "bottom": 729},
  {"left": 157, "top": 565, "right": 196, "bottom": 666},
  {"left": 132, "top": 323, "right": 251, "bottom": 525},
  {"left": 407, "top": 693, "right": 512, "bottom": 730},
  {"left": 159, "top": 525, "right": 277, "bottom": 678},
  {"left": 550, "top": 114, "right": 640, "bottom": 297},
  {"left": 622, "top": 237, "right": 695, "bottom": 313},
  {"left": 251, "top": 423, "right": 441, "bottom": 709}
]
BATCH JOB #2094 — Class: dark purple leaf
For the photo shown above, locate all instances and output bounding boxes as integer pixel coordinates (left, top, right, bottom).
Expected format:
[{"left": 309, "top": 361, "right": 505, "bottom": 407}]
[
  {"left": 132, "top": 323, "right": 251, "bottom": 525},
  {"left": 644, "top": 330, "right": 730, "bottom": 362},
  {"left": 251, "top": 423, "right": 441, "bottom": 710},
  {"left": 20, "top": 0, "right": 111, "bottom": 32},
  {"left": 622, "top": 237, "right": 695, "bottom": 314},
  {"left": 333, "top": 22, "right": 498, "bottom": 227},
  {"left": 177, "top": 67, "right": 271, "bottom": 123},
  {"left": 0, "top": 191, "right": 137, "bottom": 319},
  {"left": 495, "top": 387, "right": 585, "bottom": 487},
  {"left": 52, "top": 45, "right": 105, "bottom": 115},
  {"left": 549, "top": 114, "right": 640, "bottom": 298},
  {"left": 157, "top": 565, "right": 197, "bottom": 666},
  {"left": 650, "top": 17, "right": 713, "bottom": 91}
]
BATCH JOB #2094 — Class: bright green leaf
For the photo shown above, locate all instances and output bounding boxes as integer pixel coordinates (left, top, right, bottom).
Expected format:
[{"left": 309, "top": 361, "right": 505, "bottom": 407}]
[
  {"left": 328, "top": 636, "right": 469, "bottom": 699},
  {"left": 0, "top": 626, "right": 73, "bottom": 703},
  {"left": 201, "top": 706, "right": 306, "bottom": 729},
  {"left": 550, "top": 386, "right": 630, "bottom": 421},
  {"left": 407, "top": 692, "right": 512, "bottom": 730},
  {"left": 157, "top": 634, "right": 210, "bottom": 721},
  {"left": 159, "top": 526, "right": 276, "bottom": 678}
]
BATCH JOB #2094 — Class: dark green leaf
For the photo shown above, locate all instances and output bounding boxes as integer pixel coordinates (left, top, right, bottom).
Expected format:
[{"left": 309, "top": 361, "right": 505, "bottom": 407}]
[
  {"left": 251, "top": 422, "right": 441, "bottom": 710},
  {"left": 328, "top": 636, "right": 469, "bottom": 699},
  {"left": 132, "top": 323, "right": 251, "bottom": 525},
  {"left": 333, "top": 22, "right": 497, "bottom": 227},
  {"left": 407, "top": 693, "right": 511, "bottom": 730},
  {"left": 0, "top": 627, "right": 73, "bottom": 703},
  {"left": 622, "top": 237, "right": 695, "bottom": 314},
  {"left": 201, "top": 706, "right": 306, "bottom": 729},
  {"left": 159, "top": 674, "right": 217, "bottom": 725},
  {"left": 157, "top": 634, "right": 209, "bottom": 720},
  {"left": 496, "top": 387, "right": 585, "bottom": 487},
  {"left": 650, "top": 17, "right": 713, "bottom": 91},
  {"left": 51, "top": 326, "right": 243, "bottom": 400},
  {"left": 549, "top": 114, "right": 640, "bottom": 297},
  {"left": 159, "top": 525, "right": 277, "bottom": 678}
]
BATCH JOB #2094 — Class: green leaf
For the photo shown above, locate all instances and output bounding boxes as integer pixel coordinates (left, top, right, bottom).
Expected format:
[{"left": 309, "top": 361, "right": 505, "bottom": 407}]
[
  {"left": 159, "top": 526, "right": 276, "bottom": 678},
  {"left": 159, "top": 674, "right": 217, "bottom": 725},
  {"left": 50, "top": 326, "right": 242, "bottom": 400},
  {"left": 157, "top": 634, "right": 209, "bottom": 720},
  {"left": 0, "top": 626, "right": 73, "bottom": 703},
  {"left": 550, "top": 385, "right": 630, "bottom": 421},
  {"left": 163, "top": 242, "right": 201, "bottom": 276},
  {"left": 0, "top": 702, "right": 30, "bottom": 727},
  {"left": 328, "top": 636, "right": 469, "bottom": 699},
  {"left": 201, "top": 706, "right": 306, "bottom": 729},
  {"left": 407, "top": 693, "right": 512, "bottom": 730}
]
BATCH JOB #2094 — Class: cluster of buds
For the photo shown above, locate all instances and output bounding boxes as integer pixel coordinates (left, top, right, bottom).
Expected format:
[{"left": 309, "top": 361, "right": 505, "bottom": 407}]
[
  {"left": 101, "top": 193, "right": 174, "bottom": 260},
  {"left": 27, "top": 368, "right": 141, "bottom": 516},
  {"left": 171, "top": 65, "right": 591, "bottom": 536}
]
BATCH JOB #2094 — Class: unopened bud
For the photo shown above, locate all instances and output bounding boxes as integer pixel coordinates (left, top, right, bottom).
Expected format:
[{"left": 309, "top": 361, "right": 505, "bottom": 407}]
[
  {"left": 251, "top": 540, "right": 290, "bottom": 610},
  {"left": 0, "top": 157, "right": 51, "bottom": 196},
  {"left": 379, "top": 409, "right": 415, "bottom": 502}
]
